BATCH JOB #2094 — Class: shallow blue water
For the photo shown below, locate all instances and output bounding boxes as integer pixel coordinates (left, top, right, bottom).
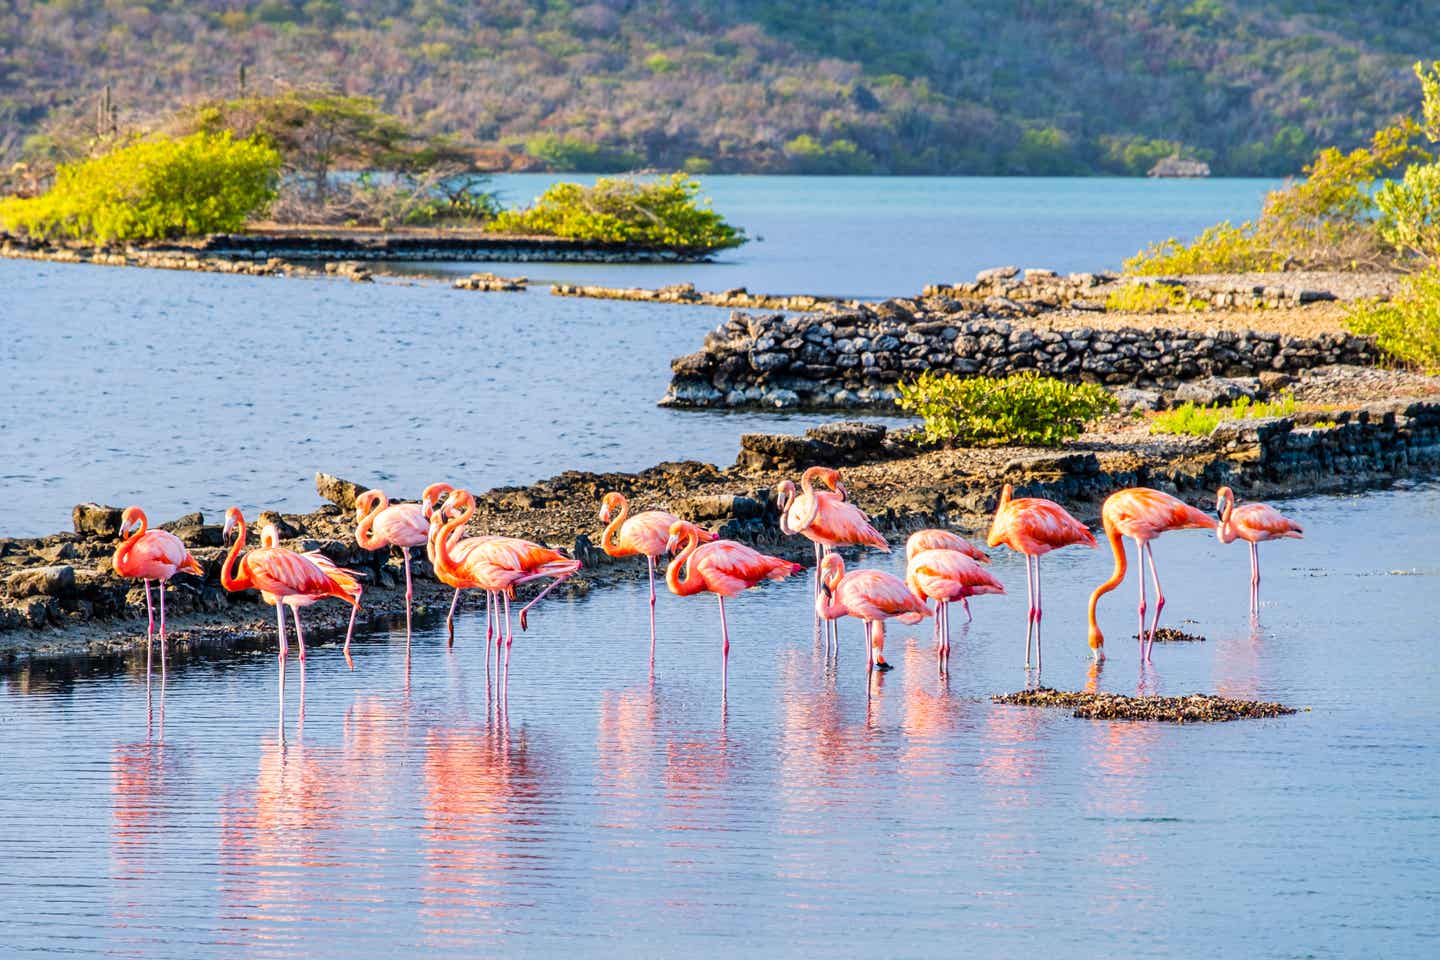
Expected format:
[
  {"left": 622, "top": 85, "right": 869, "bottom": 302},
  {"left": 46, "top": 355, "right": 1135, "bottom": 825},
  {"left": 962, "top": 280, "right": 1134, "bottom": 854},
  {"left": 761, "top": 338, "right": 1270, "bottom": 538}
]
[
  {"left": 1, "top": 483, "right": 1437, "bottom": 957},
  {"left": 0, "top": 176, "right": 1275, "bottom": 537}
]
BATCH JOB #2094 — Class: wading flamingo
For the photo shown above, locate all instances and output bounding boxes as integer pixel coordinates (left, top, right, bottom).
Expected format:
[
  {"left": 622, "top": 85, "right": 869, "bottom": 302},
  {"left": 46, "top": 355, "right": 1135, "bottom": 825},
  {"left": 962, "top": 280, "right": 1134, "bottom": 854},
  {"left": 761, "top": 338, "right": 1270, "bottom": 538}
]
[
  {"left": 905, "top": 548, "right": 1004, "bottom": 663},
  {"left": 431, "top": 491, "right": 581, "bottom": 685},
  {"left": 354, "top": 483, "right": 452, "bottom": 647},
  {"left": 222, "top": 508, "right": 363, "bottom": 717},
  {"left": 1087, "top": 488, "right": 1217, "bottom": 661},
  {"left": 112, "top": 506, "right": 203, "bottom": 682},
  {"left": 599, "top": 492, "right": 714, "bottom": 666},
  {"left": 776, "top": 466, "right": 888, "bottom": 648},
  {"left": 665, "top": 519, "right": 802, "bottom": 699},
  {"left": 1215, "top": 485, "right": 1304, "bottom": 613},
  {"left": 815, "top": 554, "right": 930, "bottom": 673},
  {"left": 905, "top": 529, "right": 990, "bottom": 619},
  {"left": 258, "top": 523, "right": 365, "bottom": 668},
  {"left": 986, "top": 484, "right": 1096, "bottom": 669}
]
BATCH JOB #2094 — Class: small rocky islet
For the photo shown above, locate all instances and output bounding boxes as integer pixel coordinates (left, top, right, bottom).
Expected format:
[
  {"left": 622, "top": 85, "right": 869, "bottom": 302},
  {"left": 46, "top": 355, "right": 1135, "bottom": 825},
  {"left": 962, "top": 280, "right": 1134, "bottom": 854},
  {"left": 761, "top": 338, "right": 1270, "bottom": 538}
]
[{"left": 992, "top": 687, "right": 1298, "bottom": 722}]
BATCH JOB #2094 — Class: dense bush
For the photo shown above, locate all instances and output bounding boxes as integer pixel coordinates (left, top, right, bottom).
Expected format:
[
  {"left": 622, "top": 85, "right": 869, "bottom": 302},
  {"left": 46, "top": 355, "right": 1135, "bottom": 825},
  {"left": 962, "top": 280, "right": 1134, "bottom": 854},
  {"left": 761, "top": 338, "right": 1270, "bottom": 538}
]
[
  {"left": 1127, "top": 62, "right": 1440, "bottom": 275},
  {"left": 523, "top": 135, "right": 643, "bottom": 173},
  {"left": 1150, "top": 394, "right": 1298, "bottom": 436},
  {"left": 896, "top": 371, "right": 1118, "bottom": 447},
  {"left": 0, "top": 132, "right": 279, "bottom": 242},
  {"left": 1346, "top": 267, "right": 1440, "bottom": 372},
  {"left": 489, "top": 174, "right": 745, "bottom": 249}
]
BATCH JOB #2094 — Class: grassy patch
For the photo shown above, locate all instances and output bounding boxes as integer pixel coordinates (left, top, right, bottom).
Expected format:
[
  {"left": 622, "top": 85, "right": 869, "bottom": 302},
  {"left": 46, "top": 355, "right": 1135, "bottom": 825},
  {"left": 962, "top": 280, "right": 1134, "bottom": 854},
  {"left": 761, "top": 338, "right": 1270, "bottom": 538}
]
[
  {"left": 897, "top": 371, "right": 1118, "bottom": 447},
  {"left": 1150, "top": 393, "right": 1299, "bottom": 435},
  {"left": 1345, "top": 265, "right": 1440, "bottom": 372},
  {"left": 1104, "top": 281, "right": 1208, "bottom": 312}
]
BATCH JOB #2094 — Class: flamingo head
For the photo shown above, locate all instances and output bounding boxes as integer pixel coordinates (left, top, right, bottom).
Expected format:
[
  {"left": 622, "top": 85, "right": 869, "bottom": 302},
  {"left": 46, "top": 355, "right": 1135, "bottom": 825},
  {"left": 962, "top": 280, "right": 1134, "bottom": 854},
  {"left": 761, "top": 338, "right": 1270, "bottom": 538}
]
[
  {"left": 803, "top": 465, "right": 843, "bottom": 494},
  {"left": 222, "top": 506, "right": 245, "bottom": 544},
  {"left": 819, "top": 552, "right": 845, "bottom": 590},
  {"left": 773, "top": 479, "right": 796, "bottom": 511},
  {"left": 421, "top": 482, "right": 454, "bottom": 518},
  {"left": 598, "top": 491, "right": 625, "bottom": 523},
  {"left": 1214, "top": 485, "right": 1235, "bottom": 520},
  {"left": 354, "top": 489, "right": 383, "bottom": 523},
  {"left": 437, "top": 488, "right": 472, "bottom": 520},
  {"left": 118, "top": 506, "right": 146, "bottom": 538},
  {"left": 259, "top": 523, "right": 281, "bottom": 548},
  {"left": 665, "top": 519, "right": 703, "bottom": 554}
]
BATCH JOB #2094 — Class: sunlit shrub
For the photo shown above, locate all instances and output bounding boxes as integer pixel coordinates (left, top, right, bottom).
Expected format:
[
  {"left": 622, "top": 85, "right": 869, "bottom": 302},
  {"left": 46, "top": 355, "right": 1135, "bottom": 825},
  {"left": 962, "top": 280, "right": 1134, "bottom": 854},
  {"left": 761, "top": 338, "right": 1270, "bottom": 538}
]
[
  {"left": 1104, "top": 281, "right": 1207, "bottom": 312},
  {"left": 489, "top": 174, "right": 745, "bottom": 250},
  {"left": 0, "top": 132, "right": 279, "bottom": 242},
  {"left": 1150, "top": 393, "right": 1298, "bottom": 436},
  {"left": 1345, "top": 266, "right": 1440, "bottom": 372},
  {"left": 897, "top": 371, "right": 1118, "bottom": 447}
]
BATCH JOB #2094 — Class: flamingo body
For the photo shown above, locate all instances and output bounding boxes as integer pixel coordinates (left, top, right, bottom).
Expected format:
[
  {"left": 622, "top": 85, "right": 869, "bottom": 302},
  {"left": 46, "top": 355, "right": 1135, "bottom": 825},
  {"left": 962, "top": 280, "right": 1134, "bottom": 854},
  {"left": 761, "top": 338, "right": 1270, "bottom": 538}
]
[
  {"left": 905, "top": 549, "right": 1005, "bottom": 605},
  {"left": 816, "top": 554, "right": 929, "bottom": 671},
  {"left": 112, "top": 506, "right": 203, "bottom": 684},
  {"left": 905, "top": 529, "right": 990, "bottom": 564}
]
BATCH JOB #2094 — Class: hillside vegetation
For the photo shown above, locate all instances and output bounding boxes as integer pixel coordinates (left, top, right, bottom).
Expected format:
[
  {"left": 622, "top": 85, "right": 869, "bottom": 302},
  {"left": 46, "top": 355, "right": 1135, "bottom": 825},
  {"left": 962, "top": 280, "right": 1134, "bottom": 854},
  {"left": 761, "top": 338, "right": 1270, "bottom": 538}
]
[{"left": 2, "top": 0, "right": 1437, "bottom": 175}]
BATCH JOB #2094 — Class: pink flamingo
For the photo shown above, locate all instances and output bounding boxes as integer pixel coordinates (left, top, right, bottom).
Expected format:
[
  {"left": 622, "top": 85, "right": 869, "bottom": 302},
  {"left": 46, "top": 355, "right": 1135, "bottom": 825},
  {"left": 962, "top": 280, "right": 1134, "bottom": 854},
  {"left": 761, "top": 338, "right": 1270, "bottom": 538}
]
[
  {"left": 257, "top": 523, "right": 365, "bottom": 668},
  {"left": 221, "top": 508, "right": 363, "bottom": 713},
  {"left": 1215, "top": 485, "right": 1304, "bottom": 613},
  {"left": 986, "top": 484, "right": 1096, "bottom": 669},
  {"left": 814, "top": 553, "right": 930, "bottom": 673},
  {"left": 599, "top": 491, "right": 714, "bottom": 665},
  {"left": 431, "top": 491, "right": 581, "bottom": 685},
  {"left": 665, "top": 519, "right": 802, "bottom": 699},
  {"left": 354, "top": 483, "right": 452, "bottom": 647},
  {"left": 1087, "top": 487, "right": 1217, "bottom": 661},
  {"left": 905, "top": 529, "right": 990, "bottom": 619},
  {"left": 424, "top": 488, "right": 513, "bottom": 649},
  {"left": 112, "top": 506, "right": 203, "bottom": 682},
  {"left": 905, "top": 548, "right": 1005, "bottom": 662},
  {"left": 776, "top": 466, "right": 888, "bottom": 648}
]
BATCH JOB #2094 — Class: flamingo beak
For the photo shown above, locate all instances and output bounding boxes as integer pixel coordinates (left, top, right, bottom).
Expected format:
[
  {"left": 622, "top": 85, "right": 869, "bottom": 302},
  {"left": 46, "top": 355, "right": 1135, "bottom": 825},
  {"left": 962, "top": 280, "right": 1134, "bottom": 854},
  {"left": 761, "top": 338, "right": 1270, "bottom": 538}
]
[
  {"left": 665, "top": 534, "right": 679, "bottom": 553},
  {"left": 222, "top": 516, "right": 236, "bottom": 541},
  {"left": 599, "top": 504, "right": 612, "bottom": 522},
  {"left": 835, "top": 482, "right": 848, "bottom": 500}
]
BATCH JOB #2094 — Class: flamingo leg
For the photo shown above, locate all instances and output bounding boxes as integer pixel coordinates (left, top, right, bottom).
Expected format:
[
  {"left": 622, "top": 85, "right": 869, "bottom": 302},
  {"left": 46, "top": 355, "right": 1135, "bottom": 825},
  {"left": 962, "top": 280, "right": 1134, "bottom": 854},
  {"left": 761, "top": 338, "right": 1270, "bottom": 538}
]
[
  {"left": 518, "top": 573, "right": 571, "bottom": 631},
  {"left": 1023, "top": 555, "right": 1036, "bottom": 668},
  {"left": 275, "top": 603, "right": 287, "bottom": 739},
  {"left": 446, "top": 588, "right": 461, "bottom": 648},
  {"left": 342, "top": 596, "right": 359, "bottom": 671},
  {"left": 1135, "top": 538, "right": 1148, "bottom": 659},
  {"left": 142, "top": 579, "right": 154, "bottom": 683},
  {"left": 962, "top": 595, "right": 972, "bottom": 623},
  {"left": 647, "top": 555, "right": 657, "bottom": 667},
  {"left": 864, "top": 620, "right": 874, "bottom": 671},
  {"left": 1144, "top": 542, "right": 1165, "bottom": 660},
  {"left": 1034, "top": 558, "right": 1043, "bottom": 675},
  {"left": 717, "top": 594, "right": 730, "bottom": 701},
  {"left": 402, "top": 546, "right": 414, "bottom": 649},
  {"left": 485, "top": 591, "right": 495, "bottom": 683},
  {"left": 503, "top": 593, "right": 513, "bottom": 688},
  {"left": 941, "top": 601, "right": 950, "bottom": 660},
  {"left": 293, "top": 608, "right": 307, "bottom": 663},
  {"left": 158, "top": 580, "right": 168, "bottom": 680},
  {"left": 1250, "top": 541, "right": 1260, "bottom": 612}
]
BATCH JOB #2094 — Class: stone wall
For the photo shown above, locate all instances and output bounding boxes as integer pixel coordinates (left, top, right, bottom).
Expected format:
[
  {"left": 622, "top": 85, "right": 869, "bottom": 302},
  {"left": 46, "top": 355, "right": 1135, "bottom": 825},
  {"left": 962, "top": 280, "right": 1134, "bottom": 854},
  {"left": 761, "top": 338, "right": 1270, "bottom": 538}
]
[{"left": 663, "top": 307, "right": 1381, "bottom": 409}]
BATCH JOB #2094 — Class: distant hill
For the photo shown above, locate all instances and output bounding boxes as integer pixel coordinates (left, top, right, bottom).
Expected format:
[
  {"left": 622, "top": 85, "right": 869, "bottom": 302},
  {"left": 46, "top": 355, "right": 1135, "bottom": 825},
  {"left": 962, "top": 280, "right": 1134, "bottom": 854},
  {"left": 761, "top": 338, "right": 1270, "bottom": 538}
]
[{"left": 3, "top": 0, "right": 1435, "bottom": 175}]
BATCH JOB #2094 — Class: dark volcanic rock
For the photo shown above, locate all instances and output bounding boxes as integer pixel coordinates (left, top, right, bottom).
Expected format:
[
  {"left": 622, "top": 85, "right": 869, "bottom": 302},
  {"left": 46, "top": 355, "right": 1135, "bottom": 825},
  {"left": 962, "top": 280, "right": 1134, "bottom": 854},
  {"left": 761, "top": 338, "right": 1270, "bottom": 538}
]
[{"left": 73, "top": 503, "right": 123, "bottom": 539}]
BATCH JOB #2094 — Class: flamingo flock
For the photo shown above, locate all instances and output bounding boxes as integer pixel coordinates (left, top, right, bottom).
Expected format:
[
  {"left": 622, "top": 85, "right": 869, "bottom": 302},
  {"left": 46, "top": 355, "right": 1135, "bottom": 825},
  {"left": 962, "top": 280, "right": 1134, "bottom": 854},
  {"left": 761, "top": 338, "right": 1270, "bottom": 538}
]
[{"left": 110, "top": 472, "right": 1304, "bottom": 705}]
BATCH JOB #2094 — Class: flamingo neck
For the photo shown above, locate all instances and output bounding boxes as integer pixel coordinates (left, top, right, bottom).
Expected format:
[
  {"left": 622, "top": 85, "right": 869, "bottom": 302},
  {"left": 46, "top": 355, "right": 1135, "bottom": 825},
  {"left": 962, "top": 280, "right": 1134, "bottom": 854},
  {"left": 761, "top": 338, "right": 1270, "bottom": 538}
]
[
  {"left": 1086, "top": 519, "right": 1127, "bottom": 650},
  {"left": 356, "top": 492, "right": 390, "bottom": 549},
  {"left": 432, "top": 499, "right": 473, "bottom": 581},
  {"left": 114, "top": 509, "right": 148, "bottom": 570},
  {"left": 1216, "top": 490, "right": 1238, "bottom": 544},
  {"left": 221, "top": 513, "right": 250, "bottom": 592},
  {"left": 600, "top": 496, "right": 628, "bottom": 556},
  {"left": 665, "top": 529, "right": 705, "bottom": 596},
  {"left": 795, "top": 473, "right": 822, "bottom": 532}
]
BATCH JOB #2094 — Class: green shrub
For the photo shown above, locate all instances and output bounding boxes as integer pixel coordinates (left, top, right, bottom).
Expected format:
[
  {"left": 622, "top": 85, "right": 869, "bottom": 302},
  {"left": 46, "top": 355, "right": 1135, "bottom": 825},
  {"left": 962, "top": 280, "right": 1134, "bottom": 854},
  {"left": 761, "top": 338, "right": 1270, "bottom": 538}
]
[
  {"left": 489, "top": 174, "right": 745, "bottom": 250},
  {"left": 0, "top": 132, "right": 279, "bottom": 242},
  {"left": 1105, "top": 281, "right": 1207, "bottom": 312},
  {"left": 523, "top": 134, "right": 641, "bottom": 173},
  {"left": 1345, "top": 266, "right": 1440, "bottom": 372},
  {"left": 896, "top": 371, "right": 1119, "bottom": 447},
  {"left": 782, "top": 135, "right": 875, "bottom": 174},
  {"left": 1376, "top": 162, "right": 1440, "bottom": 261},
  {"left": 1125, "top": 220, "right": 1284, "bottom": 275},
  {"left": 1151, "top": 393, "right": 1298, "bottom": 436}
]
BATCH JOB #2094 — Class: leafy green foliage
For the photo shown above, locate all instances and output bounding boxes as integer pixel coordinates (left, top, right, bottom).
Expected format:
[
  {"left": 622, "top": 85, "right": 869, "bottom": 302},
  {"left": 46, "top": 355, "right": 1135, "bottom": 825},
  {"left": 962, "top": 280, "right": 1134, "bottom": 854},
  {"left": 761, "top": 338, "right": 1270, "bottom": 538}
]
[
  {"left": 6, "top": 1, "right": 1440, "bottom": 175},
  {"left": 1125, "top": 221, "right": 1283, "bottom": 275},
  {"left": 896, "top": 371, "right": 1119, "bottom": 448},
  {"left": 523, "top": 135, "right": 643, "bottom": 173},
  {"left": 489, "top": 174, "right": 744, "bottom": 249},
  {"left": 1345, "top": 266, "right": 1440, "bottom": 372},
  {"left": 782, "top": 135, "right": 874, "bottom": 174},
  {"left": 0, "top": 132, "right": 279, "bottom": 242},
  {"left": 1105, "top": 282, "right": 1207, "bottom": 312},
  {"left": 1150, "top": 394, "right": 1298, "bottom": 436},
  {"left": 1376, "top": 162, "right": 1440, "bottom": 261}
]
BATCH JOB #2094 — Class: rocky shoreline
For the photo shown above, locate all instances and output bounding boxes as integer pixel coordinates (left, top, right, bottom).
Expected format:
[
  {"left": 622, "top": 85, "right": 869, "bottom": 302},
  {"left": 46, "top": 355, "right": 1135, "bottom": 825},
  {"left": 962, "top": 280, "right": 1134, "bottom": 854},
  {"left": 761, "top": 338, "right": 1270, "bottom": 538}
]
[
  {"left": 551, "top": 281, "right": 860, "bottom": 312},
  {"left": 4, "top": 393, "right": 1439, "bottom": 666}
]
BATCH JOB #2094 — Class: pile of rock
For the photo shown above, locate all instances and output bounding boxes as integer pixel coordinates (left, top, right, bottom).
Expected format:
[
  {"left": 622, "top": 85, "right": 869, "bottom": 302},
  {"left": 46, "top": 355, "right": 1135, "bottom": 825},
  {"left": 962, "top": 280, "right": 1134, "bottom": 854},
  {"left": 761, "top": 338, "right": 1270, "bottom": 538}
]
[
  {"left": 663, "top": 305, "right": 1380, "bottom": 410},
  {"left": 552, "top": 281, "right": 858, "bottom": 313},
  {"left": 454, "top": 272, "right": 528, "bottom": 291}
]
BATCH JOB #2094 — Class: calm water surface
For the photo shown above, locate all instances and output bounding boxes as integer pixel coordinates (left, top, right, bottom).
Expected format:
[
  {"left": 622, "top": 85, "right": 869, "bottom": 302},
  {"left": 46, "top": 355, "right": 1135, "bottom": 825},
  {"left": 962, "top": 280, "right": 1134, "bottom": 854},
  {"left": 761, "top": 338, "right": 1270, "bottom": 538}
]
[
  {"left": 2, "top": 484, "right": 1437, "bottom": 957},
  {"left": 1, "top": 177, "right": 1276, "bottom": 536}
]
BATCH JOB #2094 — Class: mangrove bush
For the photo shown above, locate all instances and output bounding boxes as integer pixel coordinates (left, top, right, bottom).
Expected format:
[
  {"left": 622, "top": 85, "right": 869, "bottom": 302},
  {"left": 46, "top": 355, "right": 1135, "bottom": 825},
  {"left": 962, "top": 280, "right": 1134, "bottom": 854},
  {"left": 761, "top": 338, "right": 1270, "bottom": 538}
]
[
  {"left": 1345, "top": 266, "right": 1440, "bottom": 372},
  {"left": 897, "top": 371, "right": 1118, "bottom": 447},
  {"left": 0, "top": 132, "right": 279, "bottom": 242},
  {"left": 489, "top": 174, "right": 745, "bottom": 250}
]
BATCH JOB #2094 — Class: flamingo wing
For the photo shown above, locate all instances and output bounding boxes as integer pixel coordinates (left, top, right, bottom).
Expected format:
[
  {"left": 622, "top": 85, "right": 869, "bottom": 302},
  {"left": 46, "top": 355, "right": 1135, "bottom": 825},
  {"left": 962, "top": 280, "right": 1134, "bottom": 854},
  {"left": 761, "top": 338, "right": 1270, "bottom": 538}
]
[
  {"left": 125, "top": 529, "right": 201, "bottom": 578},
  {"left": 1108, "top": 488, "right": 1216, "bottom": 539},
  {"left": 243, "top": 547, "right": 336, "bottom": 599},
  {"left": 810, "top": 499, "right": 889, "bottom": 551},
  {"left": 618, "top": 510, "right": 679, "bottom": 558},
  {"left": 1233, "top": 503, "right": 1304, "bottom": 540},
  {"left": 907, "top": 528, "right": 990, "bottom": 563},
  {"left": 691, "top": 541, "right": 800, "bottom": 596},
  {"left": 374, "top": 503, "right": 430, "bottom": 548},
  {"left": 907, "top": 549, "right": 1005, "bottom": 602},
  {"left": 837, "top": 570, "right": 930, "bottom": 622}
]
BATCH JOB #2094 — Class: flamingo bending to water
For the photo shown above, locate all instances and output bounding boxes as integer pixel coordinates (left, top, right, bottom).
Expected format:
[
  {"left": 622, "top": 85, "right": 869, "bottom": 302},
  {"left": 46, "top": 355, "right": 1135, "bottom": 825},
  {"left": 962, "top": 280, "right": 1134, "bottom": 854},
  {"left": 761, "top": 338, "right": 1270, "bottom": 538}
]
[
  {"left": 905, "top": 529, "right": 990, "bottom": 620},
  {"left": 430, "top": 491, "right": 581, "bottom": 684},
  {"left": 599, "top": 492, "right": 713, "bottom": 665},
  {"left": 905, "top": 548, "right": 1004, "bottom": 662},
  {"left": 986, "top": 484, "right": 1096, "bottom": 669},
  {"left": 815, "top": 554, "right": 929, "bottom": 672},
  {"left": 112, "top": 506, "right": 203, "bottom": 681},
  {"left": 1087, "top": 488, "right": 1216, "bottom": 661},
  {"left": 221, "top": 508, "right": 363, "bottom": 711},
  {"left": 354, "top": 483, "right": 452, "bottom": 647},
  {"left": 1215, "top": 486, "right": 1304, "bottom": 612},
  {"left": 665, "top": 520, "right": 802, "bottom": 699}
]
